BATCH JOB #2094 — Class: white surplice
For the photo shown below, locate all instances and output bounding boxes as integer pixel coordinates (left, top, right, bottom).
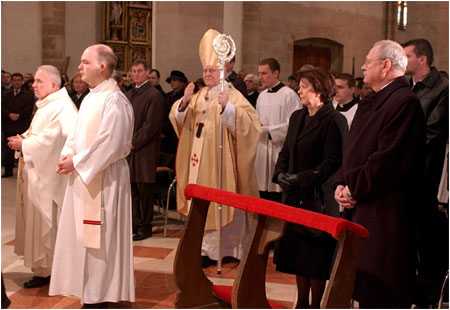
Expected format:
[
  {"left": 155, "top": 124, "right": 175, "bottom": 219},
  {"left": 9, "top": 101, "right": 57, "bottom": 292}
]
[
  {"left": 15, "top": 87, "right": 78, "bottom": 276},
  {"left": 255, "top": 84, "right": 302, "bottom": 192},
  {"left": 49, "top": 79, "right": 136, "bottom": 304}
]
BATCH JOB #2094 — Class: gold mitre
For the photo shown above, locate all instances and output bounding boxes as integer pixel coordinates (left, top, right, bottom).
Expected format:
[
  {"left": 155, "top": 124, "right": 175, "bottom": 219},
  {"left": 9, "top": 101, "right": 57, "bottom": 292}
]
[{"left": 199, "top": 28, "right": 220, "bottom": 67}]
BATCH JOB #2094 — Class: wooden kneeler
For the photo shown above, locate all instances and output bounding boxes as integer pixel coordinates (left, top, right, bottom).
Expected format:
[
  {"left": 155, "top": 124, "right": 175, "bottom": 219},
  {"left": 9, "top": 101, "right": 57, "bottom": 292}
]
[{"left": 173, "top": 184, "right": 369, "bottom": 309}]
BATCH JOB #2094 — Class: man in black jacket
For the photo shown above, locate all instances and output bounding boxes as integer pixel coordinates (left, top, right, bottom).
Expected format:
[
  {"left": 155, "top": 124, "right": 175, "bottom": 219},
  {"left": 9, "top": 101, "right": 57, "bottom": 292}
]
[
  {"left": 126, "top": 60, "right": 164, "bottom": 241},
  {"left": 1, "top": 73, "right": 34, "bottom": 177},
  {"left": 403, "top": 38, "right": 449, "bottom": 307}
]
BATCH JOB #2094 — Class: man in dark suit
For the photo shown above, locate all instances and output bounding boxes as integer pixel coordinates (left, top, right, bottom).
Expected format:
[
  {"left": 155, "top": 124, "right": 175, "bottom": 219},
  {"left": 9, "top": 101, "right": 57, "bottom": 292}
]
[
  {"left": 1, "top": 71, "right": 12, "bottom": 95},
  {"left": 149, "top": 69, "right": 165, "bottom": 96},
  {"left": 2, "top": 73, "right": 34, "bottom": 177},
  {"left": 334, "top": 40, "right": 426, "bottom": 308},
  {"left": 225, "top": 56, "right": 247, "bottom": 97},
  {"left": 126, "top": 60, "right": 164, "bottom": 241}
]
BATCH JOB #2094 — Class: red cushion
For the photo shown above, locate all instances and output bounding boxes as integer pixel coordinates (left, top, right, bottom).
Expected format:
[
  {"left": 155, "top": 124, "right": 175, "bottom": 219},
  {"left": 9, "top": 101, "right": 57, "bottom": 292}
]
[
  {"left": 184, "top": 184, "right": 369, "bottom": 239},
  {"left": 212, "top": 285, "right": 286, "bottom": 309}
]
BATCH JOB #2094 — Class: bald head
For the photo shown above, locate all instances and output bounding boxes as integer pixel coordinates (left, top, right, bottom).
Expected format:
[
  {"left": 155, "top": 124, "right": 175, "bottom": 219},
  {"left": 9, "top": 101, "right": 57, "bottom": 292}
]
[
  {"left": 79, "top": 44, "right": 117, "bottom": 87},
  {"left": 89, "top": 44, "right": 116, "bottom": 77}
]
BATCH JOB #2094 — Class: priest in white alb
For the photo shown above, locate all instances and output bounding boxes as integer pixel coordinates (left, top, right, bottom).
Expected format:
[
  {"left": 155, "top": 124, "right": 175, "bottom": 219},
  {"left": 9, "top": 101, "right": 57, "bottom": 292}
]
[
  {"left": 169, "top": 29, "right": 261, "bottom": 268},
  {"left": 49, "top": 44, "right": 135, "bottom": 308},
  {"left": 8, "top": 65, "right": 78, "bottom": 289}
]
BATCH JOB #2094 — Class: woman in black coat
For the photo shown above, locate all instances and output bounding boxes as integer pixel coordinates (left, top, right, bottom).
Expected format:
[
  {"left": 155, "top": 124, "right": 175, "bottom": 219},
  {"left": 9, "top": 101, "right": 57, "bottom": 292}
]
[{"left": 272, "top": 68, "right": 348, "bottom": 308}]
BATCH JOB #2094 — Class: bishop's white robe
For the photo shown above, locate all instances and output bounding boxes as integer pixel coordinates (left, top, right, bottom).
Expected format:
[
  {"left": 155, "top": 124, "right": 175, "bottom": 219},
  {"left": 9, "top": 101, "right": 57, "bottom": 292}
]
[
  {"left": 15, "top": 87, "right": 78, "bottom": 276},
  {"left": 255, "top": 83, "right": 301, "bottom": 192},
  {"left": 49, "top": 79, "right": 136, "bottom": 304}
]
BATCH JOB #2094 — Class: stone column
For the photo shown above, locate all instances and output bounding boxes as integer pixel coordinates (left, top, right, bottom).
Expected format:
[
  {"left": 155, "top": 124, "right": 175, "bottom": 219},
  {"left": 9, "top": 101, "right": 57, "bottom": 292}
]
[
  {"left": 41, "top": 2, "right": 66, "bottom": 72},
  {"left": 223, "top": 2, "right": 243, "bottom": 71},
  {"left": 242, "top": 2, "right": 261, "bottom": 76}
]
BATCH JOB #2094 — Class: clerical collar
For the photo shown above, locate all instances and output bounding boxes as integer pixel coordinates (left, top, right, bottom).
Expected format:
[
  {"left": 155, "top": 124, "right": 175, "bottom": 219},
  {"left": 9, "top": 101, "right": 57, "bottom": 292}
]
[
  {"left": 267, "top": 82, "right": 284, "bottom": 93},
  {"left": 225, "top": 71, "right": 232, "bottom": 79},
  {"left": 336, "top": 97, "right": 358, "bottom": 112},
  {"left": 135, "top": 80, "right": 149, "bottom": 89}
]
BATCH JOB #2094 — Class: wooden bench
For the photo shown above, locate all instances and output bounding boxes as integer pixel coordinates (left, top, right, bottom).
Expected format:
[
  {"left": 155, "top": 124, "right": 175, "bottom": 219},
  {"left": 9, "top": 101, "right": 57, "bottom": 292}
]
[{"left": 173, "top": 184, "right": 369, "bottom": 308}]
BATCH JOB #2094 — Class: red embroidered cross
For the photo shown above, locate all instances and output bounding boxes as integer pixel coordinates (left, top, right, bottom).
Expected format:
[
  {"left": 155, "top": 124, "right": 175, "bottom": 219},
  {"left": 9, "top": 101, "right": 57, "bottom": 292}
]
[{"left": 191, "top": 153, "right": 199, "bottom": 167}]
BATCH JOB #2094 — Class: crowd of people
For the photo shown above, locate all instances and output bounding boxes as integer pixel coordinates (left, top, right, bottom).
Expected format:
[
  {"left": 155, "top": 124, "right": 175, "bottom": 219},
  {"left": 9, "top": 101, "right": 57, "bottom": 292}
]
[{"left": 1, "top": 33, "right": 448, "bottom": 309}]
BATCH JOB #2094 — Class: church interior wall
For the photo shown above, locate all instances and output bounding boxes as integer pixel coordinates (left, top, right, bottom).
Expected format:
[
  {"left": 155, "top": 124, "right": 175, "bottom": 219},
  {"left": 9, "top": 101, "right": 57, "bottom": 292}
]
[
  {"left": 393, "top": 1, "right": 449, "bottom": 72},
  {"left": 1, "top": 1, "right": 448, "bottom": 89},
  {"left": 154, "top": 1, "right": 224, "bottom": 92},
  {"left": 65, "top": 2, "right": 103, "bottom": 78},
  {"left": 243, "top": 1, "right": 385, "bottom": 80},
  {"left": 1, "top": 1, "right": 42, "bottom": 75}
]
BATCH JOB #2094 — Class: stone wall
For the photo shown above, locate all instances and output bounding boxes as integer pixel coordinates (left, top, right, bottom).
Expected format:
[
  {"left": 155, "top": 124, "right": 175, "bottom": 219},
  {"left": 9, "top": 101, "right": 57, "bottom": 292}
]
[
  {"left": 41, "top": 2, "right": 66, "bottom": 72},
  {"left": 1, "top": 1, "right": 42, "bottom": 75},
  {"left": 1, "top": 1, "right": 448, "bottom": 84},
  {"left": 394, "top": 1, "right": 449, "bottom": 72},
  {"left": 153, "top": 1, "right": 224, "bottom": 92},
  {"left": 242, "top": 1, "right": 387, "bottom": 80}
]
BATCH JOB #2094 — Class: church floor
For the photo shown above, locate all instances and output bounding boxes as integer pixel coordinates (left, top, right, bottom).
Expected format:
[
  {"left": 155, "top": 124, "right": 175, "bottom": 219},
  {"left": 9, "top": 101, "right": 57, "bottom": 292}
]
[{"left": 1, "top": 169, "right": 297, "bottom": 309}]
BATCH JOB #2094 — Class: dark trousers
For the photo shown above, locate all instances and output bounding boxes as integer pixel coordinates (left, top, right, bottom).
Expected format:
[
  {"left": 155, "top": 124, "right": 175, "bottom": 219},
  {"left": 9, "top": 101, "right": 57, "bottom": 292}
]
[
  {"left": 2, "top": 132, "right": 15, "bottom": 174},
  {"left": 259, "top": 191, "right": 282, "bottom": 203},
  {"left": 131, "top": 182, "right": 155, "bottom": 235}
]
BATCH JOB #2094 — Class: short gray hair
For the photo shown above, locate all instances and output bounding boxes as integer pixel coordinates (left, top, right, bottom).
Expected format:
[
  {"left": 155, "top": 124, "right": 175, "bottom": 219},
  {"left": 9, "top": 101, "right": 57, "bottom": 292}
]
[
  {"left": 374, "top": 40, "right": 407, "bottom": 73},
  {"left": 244, "top": 73, "right": 259, "bottom": 85},
  {"left": 37, "top": 65, "right": 61, "bottom": 88}
]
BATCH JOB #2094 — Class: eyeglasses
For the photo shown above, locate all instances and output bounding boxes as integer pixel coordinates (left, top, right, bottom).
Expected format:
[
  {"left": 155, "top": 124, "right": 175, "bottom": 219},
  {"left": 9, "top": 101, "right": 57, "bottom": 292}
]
[
  {"left": 363, "top": 58, "right": 384, "bottom": 66},
  {"left": 202, "top": 68, "right": 219, "bottom": 74}
]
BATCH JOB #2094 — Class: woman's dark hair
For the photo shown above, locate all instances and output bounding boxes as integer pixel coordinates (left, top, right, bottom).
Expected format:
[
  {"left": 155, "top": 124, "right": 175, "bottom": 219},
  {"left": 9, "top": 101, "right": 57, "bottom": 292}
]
[{"left": 298, "top": 67, "right": 335, "bottom": 103}]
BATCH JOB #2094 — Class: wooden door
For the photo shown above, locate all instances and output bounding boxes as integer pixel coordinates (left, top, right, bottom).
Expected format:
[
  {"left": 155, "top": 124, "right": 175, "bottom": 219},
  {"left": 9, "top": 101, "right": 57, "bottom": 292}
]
[{"left": 293, "top": 45, "right": 331, "bottom": 73}]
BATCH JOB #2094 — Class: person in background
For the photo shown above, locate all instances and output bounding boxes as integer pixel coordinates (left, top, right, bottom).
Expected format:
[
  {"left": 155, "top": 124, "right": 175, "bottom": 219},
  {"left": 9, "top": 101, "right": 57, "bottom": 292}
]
[
  {"left": 70, "top": 72, "right": 90, "bottom": 110},
  {"left": 126, "top": 59, "right": 164, "bottom": 241},
  {"left": 149, "top": 69, "right": 165, "bottom": 96},
  {"left": 255, "top": 57, "right": 301, "bottom": 202},
  {"left": 403, "top": 38, "right": 449, "bottom": 307},
  {"left": 243, "top": 73, "right": 259, "bottom": 108}
]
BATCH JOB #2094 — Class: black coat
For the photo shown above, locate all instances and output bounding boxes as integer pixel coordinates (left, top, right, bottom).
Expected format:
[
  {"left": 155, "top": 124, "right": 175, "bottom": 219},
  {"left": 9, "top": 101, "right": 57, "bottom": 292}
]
[
  {"left": 246, "top": 90, "right": 259, "bottom": 108},
  {"left": 227, "top": 71, "right": 247, "bottom": 98},
  {"left": 273, "top": 103, "right": 348, "bottom": 216},
  {"left": 70, "top": 89, "right": 90, "bottom": 110},
  {"left": 272, "top": 103, "right": 347, "bottom": 279},
  {"left": 126, "top": 82, "right": 165, "bottom": 183},
  {"left": 335, "top": 76, "right": 426, "bottom": 308},
  {"left": 1, "top": 89, "right": 34, "bottom": 134}
]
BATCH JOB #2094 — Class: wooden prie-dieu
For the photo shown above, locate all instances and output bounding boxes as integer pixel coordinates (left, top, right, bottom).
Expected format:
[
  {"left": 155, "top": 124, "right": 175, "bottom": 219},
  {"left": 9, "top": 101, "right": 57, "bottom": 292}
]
[{"left": 173, "top": 184, "right": 369, "bottom": 309}]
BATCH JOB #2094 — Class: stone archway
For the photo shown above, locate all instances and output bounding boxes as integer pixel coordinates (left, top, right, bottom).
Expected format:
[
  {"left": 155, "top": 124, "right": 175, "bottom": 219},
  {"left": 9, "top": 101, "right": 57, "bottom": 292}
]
[{"left": 293, "top": 38, "right": 343, "bottom": 74}]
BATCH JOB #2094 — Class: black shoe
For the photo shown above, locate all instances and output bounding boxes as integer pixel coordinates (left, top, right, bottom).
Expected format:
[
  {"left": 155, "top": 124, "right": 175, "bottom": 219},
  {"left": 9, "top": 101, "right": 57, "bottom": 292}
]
[
  {"left": 81, "top": 302, "right": 110, "bottom": 309},
  {"left": 133, "top": 232, "right": 152, "bottom": 241},
  {"left": 1, "top": 172, "right": 12, "bottom": 178},
  {"left": 23, "top": 276, "right": 50, "bottom": 288},
  {"left": 201, "top": 256, "right": 217, "bottom": 268}
]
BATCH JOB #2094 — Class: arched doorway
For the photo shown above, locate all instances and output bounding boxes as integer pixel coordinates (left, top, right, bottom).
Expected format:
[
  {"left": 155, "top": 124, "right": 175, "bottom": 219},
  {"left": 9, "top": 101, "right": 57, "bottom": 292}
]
[{"left": 293, "top": 38, "right": 343, "bottom": 74}]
